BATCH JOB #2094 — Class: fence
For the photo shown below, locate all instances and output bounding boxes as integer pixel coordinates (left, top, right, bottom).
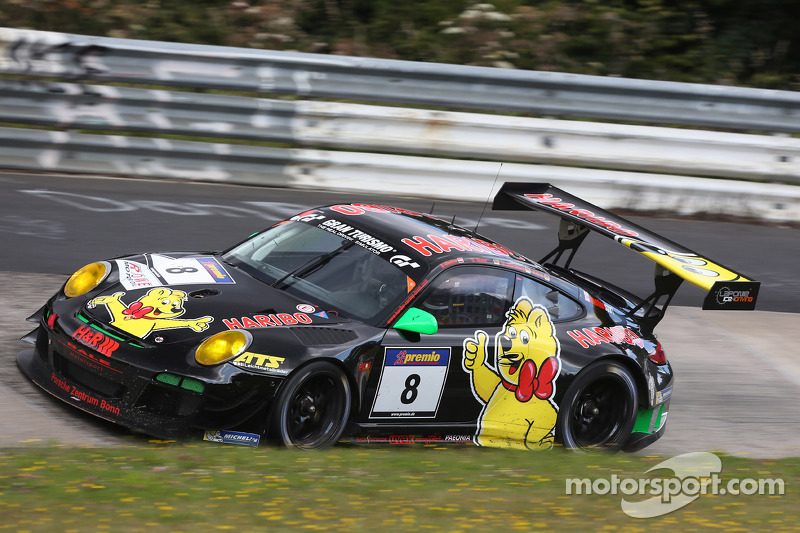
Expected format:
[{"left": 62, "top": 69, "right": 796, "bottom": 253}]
[{"left": 0, "top": 27, "right": 798, "bottom": 221}]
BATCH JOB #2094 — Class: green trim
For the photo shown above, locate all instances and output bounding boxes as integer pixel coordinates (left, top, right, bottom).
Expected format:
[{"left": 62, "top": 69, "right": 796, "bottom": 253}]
[
  {"left": 156, "top": 374, "right": 205, "bottom": 393},
  {"left": 76, "top": 312, "right": 90, "bottom": 324},
  {"left": 180, "top": 378, "right": 205, "bottom": 394},
  {"left": 632, "top": 407, "right": 656, "bottom": 434},
  {"left": 156, "top": 373, "right": 181, "bottom": 386},
  {"left": 654, "top": 404, "right": 666, "bottom": 431}
]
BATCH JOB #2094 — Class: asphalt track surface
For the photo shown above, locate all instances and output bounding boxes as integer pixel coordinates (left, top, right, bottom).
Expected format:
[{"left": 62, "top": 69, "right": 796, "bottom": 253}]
[{"left": 0, "top": 172, "right": 798, "bottom": 456}]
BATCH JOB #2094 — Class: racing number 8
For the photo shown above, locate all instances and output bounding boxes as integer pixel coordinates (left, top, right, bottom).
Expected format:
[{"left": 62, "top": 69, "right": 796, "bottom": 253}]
[
  {"left": 370, "top": 348, "right": 450, "bottom": 418},
  {"left": 400, "top": 374, "right": 420, "bottom": 404},
  {"left": 165, "top": 267, "right": 198, "bottom": 274}
]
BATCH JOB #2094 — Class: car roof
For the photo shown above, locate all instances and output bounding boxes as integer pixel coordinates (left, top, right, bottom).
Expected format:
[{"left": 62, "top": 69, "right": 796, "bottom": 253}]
[{"left": 313, "top": 203, "right": 539, "bottom": 269}]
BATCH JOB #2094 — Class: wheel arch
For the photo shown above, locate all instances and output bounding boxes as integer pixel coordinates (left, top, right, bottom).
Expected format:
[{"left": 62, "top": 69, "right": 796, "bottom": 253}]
[
  {"left": 592, "top": 353, "right": 648, "bottom": 409},
  {"left": 275, "top": 356, "right": 360, "bottom": 421}
]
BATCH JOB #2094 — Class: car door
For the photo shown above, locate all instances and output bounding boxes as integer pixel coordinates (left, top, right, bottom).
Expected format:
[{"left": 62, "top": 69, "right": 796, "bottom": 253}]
[{"left": 361, "top": 266, "right": 515, "bottom": 429}]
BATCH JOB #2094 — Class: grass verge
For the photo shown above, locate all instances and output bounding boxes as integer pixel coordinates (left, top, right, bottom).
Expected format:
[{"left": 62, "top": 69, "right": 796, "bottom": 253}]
[{"left": 0, "top": 443, "right": 794, "bottom": 531}]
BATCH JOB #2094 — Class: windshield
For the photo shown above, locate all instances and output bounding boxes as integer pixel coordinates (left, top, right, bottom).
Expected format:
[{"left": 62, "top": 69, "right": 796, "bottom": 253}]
[{"left": 223, "top": 221, "right": 411, "bottom": 324}]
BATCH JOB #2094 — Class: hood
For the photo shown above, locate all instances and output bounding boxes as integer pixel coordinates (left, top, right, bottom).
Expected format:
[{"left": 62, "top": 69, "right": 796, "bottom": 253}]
[{"left": 83, "top": 252, "right": 347, "bottom": 345}]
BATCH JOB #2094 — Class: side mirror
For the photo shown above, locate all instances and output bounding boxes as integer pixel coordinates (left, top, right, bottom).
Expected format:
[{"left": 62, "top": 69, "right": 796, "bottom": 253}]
[{"left": 392, "top": 307, "right": 438, "bottom": 335}]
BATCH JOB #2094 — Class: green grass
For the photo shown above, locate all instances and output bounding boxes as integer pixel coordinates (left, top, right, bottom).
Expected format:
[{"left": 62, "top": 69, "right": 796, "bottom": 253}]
[{"left": 0, "top": 443, "right": 795, "bottom": 531}]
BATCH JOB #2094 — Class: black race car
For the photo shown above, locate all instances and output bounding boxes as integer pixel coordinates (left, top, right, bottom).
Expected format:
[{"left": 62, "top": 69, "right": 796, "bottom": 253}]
[{"left": 18, "top": 183, "right": 759, "bottom": 450}]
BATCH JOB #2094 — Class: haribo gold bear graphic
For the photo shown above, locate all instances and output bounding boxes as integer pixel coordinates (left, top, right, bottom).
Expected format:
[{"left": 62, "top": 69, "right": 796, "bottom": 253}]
[
  {"left": 462, "top": 297, "right": 561, "bottom": 449},
  {"left": 88, "top": 288, "right": 213, "bottom": 339}
]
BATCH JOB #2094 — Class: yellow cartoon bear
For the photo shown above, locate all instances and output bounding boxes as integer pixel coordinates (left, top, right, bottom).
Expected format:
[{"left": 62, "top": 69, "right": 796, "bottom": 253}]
[
  {"left": 88, "top": 288, "right": 213, "bottom": 339},
  {"left": 463, "top": 298, "right": 561, "bottom": 449}
]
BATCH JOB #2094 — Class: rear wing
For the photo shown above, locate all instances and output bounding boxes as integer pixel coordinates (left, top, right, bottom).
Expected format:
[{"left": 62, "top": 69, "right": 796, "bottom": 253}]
[{"left": 493, "top": 183, "right": 759, "bottom": 321}]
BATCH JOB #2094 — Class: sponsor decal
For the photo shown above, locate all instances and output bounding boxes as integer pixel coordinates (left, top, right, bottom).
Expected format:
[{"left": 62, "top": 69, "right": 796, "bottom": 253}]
[
  {"left": 566, "top": 326, "right": 645, "bottom": 349},
  {"left": 715, "top": 286, "right": 754, "bottom": 305},
  {"left": 231, "top": 352, "right": 287, "bottom": 373},
  {"left": 63, "top": 339, "right": 121, "bottom": 374},
  {"left": 296, "top": 303, "right": 315, "bottom": 313},
  {"left": 196, "top": 257, "right": 234, "bottom": 283},
  {"left": 290, "top": 209, "right": 326, "bottom": 223},
  {"left": 87, "top": 288, "right": 213, "bottom": 339},
  {"left": 328, "top": 204, "right": 426, "bottom": 218},
  {"left": 116, "top": 259, "right": 162, "bottom": 290},
  {"left": 350, "top": 434, "right": 447, "bottom": 445},
  {"left": 524, "top": 193, "right": 639, "bottom": 237},
  {"left": 50, "top": 373, "right": 121, "bottom": 416},
  {"left": 370, "top": 348, "right": 451, "bottom": 419},
  {"left": 72, "top": 325, "right": 119, "bottom": 357},
  {"left": 617, "top": 236, "right": 750, "bottom": 286},
  {"left": 463, "top": 298, "right": 562, "bottom": 449},
  {"left": 401, "top": 233, "right": 521, "bottom": 259},
  {"left": 222, "top": 313, "right": 313, "bottom": 330},
  {"left": 703, "top": 281, "right": 759, "bottom": 310},
  {"left": 203, "top": 430, "right": 261, "bottom": 447},
  {"left": 388, "top": 350, "right": 444, "bottom": 365},
  {"left": 313, "top": 310, "right": 329, "bottom": 320},
  {"left": 318, "top": 219, "right": 396, "bottom": 255},
  {"left": 444, "top": 435, "right": 473, "bottom": 442},
  {"left": 389, "top": 254, "right": 420, "bottom": 269}
]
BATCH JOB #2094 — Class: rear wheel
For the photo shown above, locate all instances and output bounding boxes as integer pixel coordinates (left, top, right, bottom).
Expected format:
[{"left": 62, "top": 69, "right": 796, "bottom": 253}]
[
  {"left": 557, "top": 360, "right": 638, "bottom": 450},
  {"left": 270, "top": 361, "right": 351, "bottom": 449}
]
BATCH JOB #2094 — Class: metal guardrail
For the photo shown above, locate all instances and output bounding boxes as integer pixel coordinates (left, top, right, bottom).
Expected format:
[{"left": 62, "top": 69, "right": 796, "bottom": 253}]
[
  {"left": 2, "top": 27, "right": 800, "bottom": 132},
  {"left": 2, "top": 126, "right": 798, "bottom": 223},
  {"left": 2, "top": 80, "right": 799, "bottom": 183}
]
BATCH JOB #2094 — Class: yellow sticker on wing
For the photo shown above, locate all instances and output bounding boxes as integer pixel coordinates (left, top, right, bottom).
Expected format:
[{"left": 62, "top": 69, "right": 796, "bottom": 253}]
[{"left": 618, "top": 238, "right": 747, "bottom": 292}]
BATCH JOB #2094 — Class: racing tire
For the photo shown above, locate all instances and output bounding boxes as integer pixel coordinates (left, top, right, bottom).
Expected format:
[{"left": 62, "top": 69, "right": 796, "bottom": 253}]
[
  {"left": 557, "top": 360, "right": 638, "bottom": 451},
  {"left": 270, "top": 361, "right": 351, "bottom": 449}
]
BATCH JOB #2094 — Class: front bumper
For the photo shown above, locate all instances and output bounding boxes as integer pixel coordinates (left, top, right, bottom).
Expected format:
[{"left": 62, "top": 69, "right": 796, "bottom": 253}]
[{"left": 18, "top": 319, "right": 282, "bottom": 439}]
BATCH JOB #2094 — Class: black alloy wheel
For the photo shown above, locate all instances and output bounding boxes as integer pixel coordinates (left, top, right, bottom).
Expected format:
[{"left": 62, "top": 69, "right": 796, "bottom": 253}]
[
  {"left": 557, "top": 360, "right": 638, "bottom": 450},
  {"left": 271, "top": 361, "right": 351, "bottom": 449}
]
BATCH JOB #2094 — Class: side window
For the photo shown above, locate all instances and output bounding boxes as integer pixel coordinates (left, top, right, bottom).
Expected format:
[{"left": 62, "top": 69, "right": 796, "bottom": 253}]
[
  {"left": 514, "top": 276, "right": 582, "bottom": 322},
  {"left": 419, "top": 267, "right": 514, "bottom": 328}
]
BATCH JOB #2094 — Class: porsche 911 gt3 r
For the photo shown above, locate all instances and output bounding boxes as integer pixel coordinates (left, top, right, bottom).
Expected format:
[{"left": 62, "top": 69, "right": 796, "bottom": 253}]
[{"left": 18, "top": 183, "right": 759, "bottom": 450}]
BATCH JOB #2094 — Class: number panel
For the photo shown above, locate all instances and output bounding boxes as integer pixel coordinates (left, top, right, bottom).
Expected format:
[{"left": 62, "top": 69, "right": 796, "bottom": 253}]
[
  {"left": 369, "top": 347, "right": 451, "bottom": 419},
  {"left": 149, "top": 254, "right": 235, "bottom": 286}
]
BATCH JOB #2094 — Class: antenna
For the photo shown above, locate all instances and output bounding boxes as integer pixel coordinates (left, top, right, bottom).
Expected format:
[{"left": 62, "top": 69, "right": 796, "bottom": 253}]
[
  {"left": 474, "top": 163, "right": 503, "bottom": 233},
  {"left": 429, "top": 201, "right": 436, "bottom": 214}
]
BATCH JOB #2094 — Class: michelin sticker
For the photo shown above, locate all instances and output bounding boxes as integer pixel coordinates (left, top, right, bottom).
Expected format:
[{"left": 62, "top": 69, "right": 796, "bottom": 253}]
[
  {"left": 115, "top": 254, "right": 235, "bottom": 290},
  {"left": 203, "top": 430, "right": 261, "bottom": 447}
]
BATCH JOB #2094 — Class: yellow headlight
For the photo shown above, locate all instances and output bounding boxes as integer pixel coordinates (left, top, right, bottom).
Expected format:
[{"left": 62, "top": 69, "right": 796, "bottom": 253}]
[
  {"left": 64, "top": 261, "right": 111, "bottom": 298},
  {"left": 195, "top": 330, "right": 251, "bottom": 366}
]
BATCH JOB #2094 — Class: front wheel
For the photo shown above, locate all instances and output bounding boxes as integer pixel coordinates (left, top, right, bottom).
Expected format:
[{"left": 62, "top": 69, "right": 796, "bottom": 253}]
[
  {"left": 270, "top": 361, "right": 352, "bottom": 449},
  {"left": 557, "top": 360, "right": 638, "bottom": 450}
]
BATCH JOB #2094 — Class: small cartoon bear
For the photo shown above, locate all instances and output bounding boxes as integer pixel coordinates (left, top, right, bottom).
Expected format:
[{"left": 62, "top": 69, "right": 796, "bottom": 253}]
[
  {"left": 463, "top": 297, "right": 561, "bottom": 449},
  {"left": 88, "top": 288, "right": 213, "bottom": 339}
]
